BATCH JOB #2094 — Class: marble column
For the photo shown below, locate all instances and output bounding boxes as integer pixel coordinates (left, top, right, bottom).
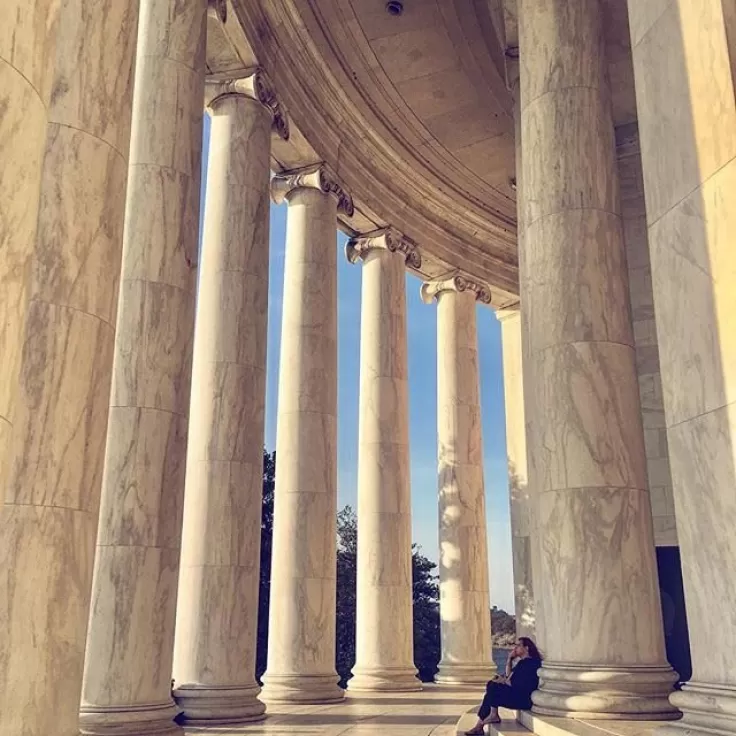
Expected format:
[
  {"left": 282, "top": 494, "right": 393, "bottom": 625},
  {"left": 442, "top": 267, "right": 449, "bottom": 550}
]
[
  {"left": 517, "top": 0, "right": 677, "bottom": 718},
  {"left": 497, "top": 306, "right": 536, "bottom": 639},
  {"left": 172, "top": 71, "right": 288, "bottom": 725},
  {"left": 80, "top": 0, "right": 207, "bottom": 734},
  {"left": 627, "top": 3, "right": 736, "bottom": 735},
  {"left": 0, "top": 0, "right": 59, "bottom": 484},
  {"left": 0, "top": 2, "right": 139, "bottom": 734},
  {"left": 348, "top": 231, "right": 421, "bottom": 693},
  {"left": 421, "top": 275, "right": 495, "bottom": 686},
  {"left": 260, "top": 165, "right": 352, "bottom": 704}
]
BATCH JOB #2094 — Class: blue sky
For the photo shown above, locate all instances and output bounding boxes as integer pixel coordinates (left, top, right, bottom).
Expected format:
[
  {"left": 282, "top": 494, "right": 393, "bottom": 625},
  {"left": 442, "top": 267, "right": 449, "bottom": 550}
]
[{"left": 201, "top": 116, "right": 515, "bottom": 612}]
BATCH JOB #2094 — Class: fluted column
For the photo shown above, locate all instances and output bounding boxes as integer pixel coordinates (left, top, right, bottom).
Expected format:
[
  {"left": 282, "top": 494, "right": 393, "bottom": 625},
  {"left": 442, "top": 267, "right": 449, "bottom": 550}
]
[
  {"left": 497, "top": 306, "right": 536, "bottom": 639},
  {"left": 626, "top": 3, "right": 736, "bottom": 735},
  {"left": 348, "top": 230, "right": 421, "bottom": 693},
  {"left": 421, "top": 275, "right": 495, "bottom": 686},
  {"left": 172, "top": 70, "right": 288, "bottom": 726},
  {"left": 0, "top": 2, "right": 139, "bottom": 734},
  {"left": 260, "top": 165, "right": 352, "bottom": 704},
  {"left": 80, "top": 1, "right": 208, "bottom": 734},
  {"left": 518, "top": 0, "right": 677, "bottom": 718}
]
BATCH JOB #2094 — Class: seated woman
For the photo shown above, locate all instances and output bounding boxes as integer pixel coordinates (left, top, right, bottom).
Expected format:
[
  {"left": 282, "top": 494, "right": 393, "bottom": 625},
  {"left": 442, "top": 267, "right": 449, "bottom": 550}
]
[{"left": 465, "top": 636, "right": 543, "bottom": 735}]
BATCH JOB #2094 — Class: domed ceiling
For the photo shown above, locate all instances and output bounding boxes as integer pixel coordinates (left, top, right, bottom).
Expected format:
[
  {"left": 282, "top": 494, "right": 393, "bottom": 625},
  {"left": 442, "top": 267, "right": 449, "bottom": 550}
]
[{"left": 206, "top": 0, "right": 637, "bottom": 302}]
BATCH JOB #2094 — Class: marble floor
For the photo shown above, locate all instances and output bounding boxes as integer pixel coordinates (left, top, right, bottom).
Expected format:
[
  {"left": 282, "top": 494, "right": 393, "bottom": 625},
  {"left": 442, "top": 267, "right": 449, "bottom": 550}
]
[{"left": 183, "top": 686, "right": 482, "bottom": 736}]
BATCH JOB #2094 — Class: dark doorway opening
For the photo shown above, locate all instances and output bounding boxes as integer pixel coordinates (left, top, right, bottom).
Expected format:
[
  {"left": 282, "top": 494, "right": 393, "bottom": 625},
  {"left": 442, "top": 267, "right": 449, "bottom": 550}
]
[{"left": 657, "top": 546, "right": 692, "bottom": 685}]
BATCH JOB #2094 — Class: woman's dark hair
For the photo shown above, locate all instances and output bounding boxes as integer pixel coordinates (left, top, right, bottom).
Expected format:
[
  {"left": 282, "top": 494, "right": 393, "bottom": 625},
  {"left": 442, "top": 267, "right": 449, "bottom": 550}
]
[{"left": 519, "top": 636, "right": 543, "bottom": 661}]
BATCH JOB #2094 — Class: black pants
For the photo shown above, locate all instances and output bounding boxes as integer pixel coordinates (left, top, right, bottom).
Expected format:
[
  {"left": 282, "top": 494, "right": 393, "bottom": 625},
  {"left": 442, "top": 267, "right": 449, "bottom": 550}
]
[{"left": 478, "top": 682, "right": 532, "bottom": 719}]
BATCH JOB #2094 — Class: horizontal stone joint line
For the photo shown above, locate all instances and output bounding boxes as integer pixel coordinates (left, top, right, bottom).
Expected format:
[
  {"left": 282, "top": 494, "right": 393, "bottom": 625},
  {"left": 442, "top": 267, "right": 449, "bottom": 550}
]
[
  {"left": 531, "top": 338, "right": 636, "bottom": 355},
  {"left": 128, "top": 160, "right": 199, "bottom": 182},
  {"left": 118, "top": 276, "right": 194, "bottom": 294},
  {"left": 178, "top": 563, "right": 260, "bottom": 570},
  {"left": 0, "top": 56, "right": 47, "bottom": 109},
  {"left": 520, "top": 83, "right": 606, "bottom": 115},
  {"left": 523, "top": 205, "right": 620, "bottom": 235},
  {"left": 276, "top": 409, "right": 336, "bottom": 419},
  {"left": 645, "top": 151, "right": 736, "bottom": 231},
  {"left": 137, "top": 50, "right": 204, "bottom": 77},
  {"left": 538, "top": 485, "right": 650, "bottom": 496},
  {"left": 267, "top": 574, "right": 336, "bottom": 582},
  {"left": 277, "top": 489, "right": 338, "bottom": 496},
  {"left": 195, "top": 357, "right": 266, "bottom": 371},
  {"left": 109, "top": 403, "right": 189, "bottom": 420},
  {"left": 27, "top": 295, "right": 118, "bottom": 331},
  {"left": 51, "top": 120, "right": 129, "bottom": 164},
  {"left": 1, "top": 500, "right": 97, "bottom": 514},
  {"left": 666, "top": 397, "right": 736, "bottom": 431},
  {"left": 95, "top": 542, "right": 184, "bottom": 551}
]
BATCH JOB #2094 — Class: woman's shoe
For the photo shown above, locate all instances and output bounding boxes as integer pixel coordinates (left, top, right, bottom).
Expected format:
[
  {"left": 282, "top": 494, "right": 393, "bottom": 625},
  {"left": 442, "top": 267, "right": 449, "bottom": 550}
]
[{"left": 464, "top": 728, "right": 485, "bottom": 736}]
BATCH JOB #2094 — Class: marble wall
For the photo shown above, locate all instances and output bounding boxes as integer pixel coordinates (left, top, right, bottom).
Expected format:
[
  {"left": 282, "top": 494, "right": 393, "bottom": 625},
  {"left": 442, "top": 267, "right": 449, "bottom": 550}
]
[
  {"left": 81, "top": 0, "right": 207, "bottom": 733},
  {"left": 0, "top": 1, "right": 139, "bottom": 733},
  {"left": 518, "top": 0, "right": 676, "bottom": 718},
  {"left": 0, "top": 0, "right": 59, "bottom": 486},
  {"left": 616, "top": 124, "right": 677, "bottom": 547},
  {"left": 627, "top": 2, "right": 736, "bottom": 733}
]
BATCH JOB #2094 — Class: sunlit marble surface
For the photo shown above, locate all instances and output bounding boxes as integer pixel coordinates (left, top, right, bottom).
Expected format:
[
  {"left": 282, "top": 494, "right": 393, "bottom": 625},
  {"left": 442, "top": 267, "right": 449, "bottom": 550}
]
[
  {"left": 0, "top": 1, "right": 139, "bottom": 734},
  {"left": 351, "top": 241, "right": 419, "bottom": 693},
  {"left": 433, "top": 284, "right": 493, "bottom": 685},
  {"left": 81, "top": 0, "right": 207, "bottom": 733},
  {"left": 497, "top": 308, "right": 537, "bottom": 641},
  {"left": 173, "top": 90, "right": 272, "bottom": 724},
  {"left": 262, "top": 184, "right": 342, "bottom": 704},
  {"left": 184, "top": 687, "right": 480, "bottom": 736},
  {"left": 629, "top": 2, "right": 736, "bottom": 734},
  {"left": 518, "top": 0, "right": 674, "bottom": 718}
]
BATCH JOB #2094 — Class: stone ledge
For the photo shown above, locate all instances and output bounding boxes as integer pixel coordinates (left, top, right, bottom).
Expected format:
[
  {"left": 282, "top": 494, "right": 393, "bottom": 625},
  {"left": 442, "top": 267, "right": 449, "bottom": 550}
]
[
  {"left": 456, "top": 707, "right": 524, "bottom": 736},
  {"left": 518, "top": 710, "right": 663, "bottom": 736}
]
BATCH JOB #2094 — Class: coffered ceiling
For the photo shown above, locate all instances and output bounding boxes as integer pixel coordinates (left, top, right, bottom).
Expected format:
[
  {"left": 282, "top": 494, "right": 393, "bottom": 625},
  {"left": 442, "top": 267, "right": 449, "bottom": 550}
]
[{"left": 208, "top": 0, "right": 637, "bottom": 301}]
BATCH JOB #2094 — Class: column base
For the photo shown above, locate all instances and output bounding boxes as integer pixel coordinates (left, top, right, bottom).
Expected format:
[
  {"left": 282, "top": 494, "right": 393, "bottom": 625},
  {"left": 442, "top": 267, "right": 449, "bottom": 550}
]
[
  {"left": 173, "top": 684, "right": 266, "bottom": 725},
  {"left": 80, "top": 699, "right": 183, "bottom": 735},
  {"left": 259, "top": 672, "right": 344, "bottom": 704},
  {"left": 657, "top": 682, "right": 736, "bottom": 736},
  {"left": 348, "top": 665, "right": 422, "bottom": 692},
  {"left": 436, "top": 661, "right": 497, "bottom": 686},
  {"left": 532, "top": 662, "right": 679, "bottom": 720}
]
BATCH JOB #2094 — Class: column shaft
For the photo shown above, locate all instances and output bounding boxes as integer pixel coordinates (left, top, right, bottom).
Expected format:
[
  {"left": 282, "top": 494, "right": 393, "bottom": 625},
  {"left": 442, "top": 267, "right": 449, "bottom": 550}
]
[
  {"left": 349, "top": 236, "right": 419, "bottom": 692},
  {"left": 518, "top": 0, "right": 676, "bottom": 718},
  {"left": 80, "top": 1, "right": 207, "bottom": 733},
  {"left": 0, "top": 2, "right": 139, "bottom": 734},
  {"left": 260, "top": 172, "right": 345, "bottom": 704},
  {"left": 627, "top": 2, "right": 736, "bottom": 735},
  {"left": 498, "top": 309, "right": 537, "bottom": 640},
  {"left": 433, "top": 283, "right": 494, "bottom": 686},
  {"left": 172, "top": 82, "right": 275, "bottom": 725},
  {"left": 0, "top": 0, "right": 58, "bottom": 482}
]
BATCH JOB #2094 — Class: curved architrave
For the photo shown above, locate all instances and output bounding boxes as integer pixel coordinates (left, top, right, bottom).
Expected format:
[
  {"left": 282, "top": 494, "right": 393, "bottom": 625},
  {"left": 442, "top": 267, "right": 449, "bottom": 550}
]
[{"left": 230, "top": 0, "right": 520, "bottom": 293}]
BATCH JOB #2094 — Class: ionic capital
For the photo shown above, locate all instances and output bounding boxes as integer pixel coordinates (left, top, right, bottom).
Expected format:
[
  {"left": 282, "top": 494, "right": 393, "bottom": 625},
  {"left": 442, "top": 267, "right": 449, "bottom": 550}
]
[
  {"left": 270, "top": 164, "right": 354, "bottom": 216},
  {"left": 345, "top": 228, "right": 421, "bottom": 269},
  {"left": 206, "top": 68, "right": 289, "bottom": 140},
  {"left": 420, "top": 273, "right": 492, "bottom": 305}
]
